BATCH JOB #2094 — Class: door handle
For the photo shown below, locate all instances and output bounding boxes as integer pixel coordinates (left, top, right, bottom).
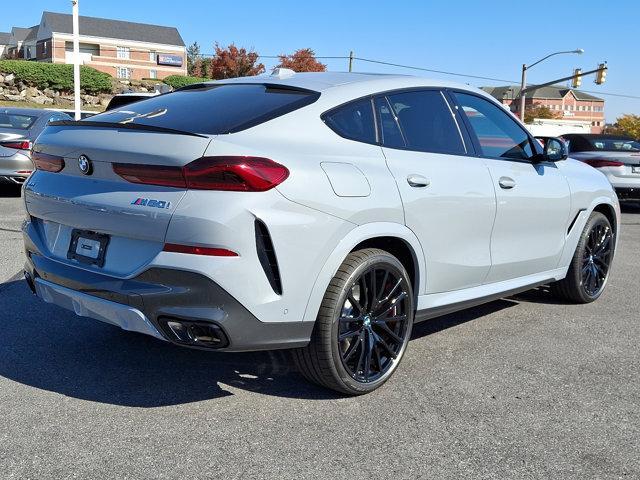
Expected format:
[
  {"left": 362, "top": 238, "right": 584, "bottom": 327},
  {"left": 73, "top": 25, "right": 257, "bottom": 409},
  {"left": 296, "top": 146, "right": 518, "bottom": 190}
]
[
  {"left": 498, "top": 176, "right": 516, "bottom": 189},
  {"left": 407, "top": 174, "right": 430, "bottom": 188}
]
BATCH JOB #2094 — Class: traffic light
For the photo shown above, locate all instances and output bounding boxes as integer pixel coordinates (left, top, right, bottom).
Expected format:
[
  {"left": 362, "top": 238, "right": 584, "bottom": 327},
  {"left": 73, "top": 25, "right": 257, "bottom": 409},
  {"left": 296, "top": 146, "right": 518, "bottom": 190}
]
[
  {"left": 595, "top": 63, "right": 607, "bottom": 85},
  {"left": 571, "top": 68, "right": 582, "bottom": 88}
]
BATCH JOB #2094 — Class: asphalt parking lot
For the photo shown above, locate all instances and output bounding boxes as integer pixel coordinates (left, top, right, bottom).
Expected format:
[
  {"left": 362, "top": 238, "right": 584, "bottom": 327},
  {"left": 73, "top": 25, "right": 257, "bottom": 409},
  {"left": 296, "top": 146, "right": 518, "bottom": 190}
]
[{"left": 0, "top": 185, "right": 638, "bottom": 479}]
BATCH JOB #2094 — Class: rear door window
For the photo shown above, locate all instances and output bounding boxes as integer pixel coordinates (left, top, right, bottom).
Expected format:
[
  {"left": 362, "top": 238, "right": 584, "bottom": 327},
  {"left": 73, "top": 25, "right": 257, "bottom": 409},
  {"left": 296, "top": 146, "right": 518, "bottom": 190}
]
[
  {"left": 385, "top": 90, "right": 466, "bottom": 154},
  {"left": 323, "top": 98, "right": 376, "bottom": 144},
  {"left": 88, "top": 84, "right": 320, "bottom": 135}
]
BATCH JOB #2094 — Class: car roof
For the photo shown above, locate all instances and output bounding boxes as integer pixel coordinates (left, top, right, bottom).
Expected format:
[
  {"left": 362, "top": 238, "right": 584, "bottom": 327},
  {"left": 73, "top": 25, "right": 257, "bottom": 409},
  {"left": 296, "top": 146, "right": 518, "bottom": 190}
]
[
  {"left": 202, "top": 71, "right": 478, "bottom": 93},
  {"left": 0, "top": 107, "right": 55, "bottom": 117}
]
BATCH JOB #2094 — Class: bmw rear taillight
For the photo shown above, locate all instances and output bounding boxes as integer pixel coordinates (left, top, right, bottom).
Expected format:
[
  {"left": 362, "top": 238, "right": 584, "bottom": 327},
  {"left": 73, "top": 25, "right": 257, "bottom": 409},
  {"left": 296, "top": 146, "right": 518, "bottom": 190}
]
[
  {"left": 0, "top": 140, "right": 31, "bottom": 150},
  {"left": 112, "top": 164, "right": 186, "bottom": 188},
  {"left": 183, "top": 156, "right": 289, "bottom": 191},
  {"left": 584, "top": 159, "right": 624, "bottom": 168},
  {"left": 113, "top": 156, "right": 289, "bottom": 191},
  {"left": 32, "top": 151, "right": 65, "bottom": 173}
]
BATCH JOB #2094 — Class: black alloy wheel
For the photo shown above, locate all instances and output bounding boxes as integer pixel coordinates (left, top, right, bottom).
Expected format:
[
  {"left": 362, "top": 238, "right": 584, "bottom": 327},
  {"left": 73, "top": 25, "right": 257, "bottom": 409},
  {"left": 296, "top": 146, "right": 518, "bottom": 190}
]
[
  {"left": 337, "top": 266, "right": 411, "bottom": 383},
  {"left": 581, "top": 221, "right": 613, "bottom": 298},
  {"left": 293, "top": 248, "right": 415, "bottom": 395}
]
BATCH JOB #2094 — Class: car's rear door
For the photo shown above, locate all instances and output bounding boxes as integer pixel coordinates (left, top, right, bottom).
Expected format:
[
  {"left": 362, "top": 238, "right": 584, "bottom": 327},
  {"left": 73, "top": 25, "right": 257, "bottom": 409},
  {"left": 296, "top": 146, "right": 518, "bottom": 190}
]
[
  {"left": 378, "top": 89, "right": 496, "bottom": 294},
  {"left": 451, "top": 91, "right": 571, "bottom": 283}
]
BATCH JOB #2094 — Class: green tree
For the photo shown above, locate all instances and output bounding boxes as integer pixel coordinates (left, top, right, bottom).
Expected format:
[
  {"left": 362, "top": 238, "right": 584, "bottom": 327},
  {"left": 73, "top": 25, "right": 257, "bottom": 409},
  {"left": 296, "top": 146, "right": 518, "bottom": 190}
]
[
  {"left": 605, "top": 114, "right": 640, "bottom": 139},
  {"left": 186, "top": 42, "right": 201, "bottom": 76},
  {"left": 524, "top": 103, "right": 560, "bottom": 124}
]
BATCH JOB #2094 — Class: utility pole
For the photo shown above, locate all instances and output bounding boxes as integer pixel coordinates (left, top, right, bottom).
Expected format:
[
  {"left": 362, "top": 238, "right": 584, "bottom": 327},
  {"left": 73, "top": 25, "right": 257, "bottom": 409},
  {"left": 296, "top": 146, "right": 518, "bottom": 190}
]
[
  {"left": 348, "top": 51, "right": 354, "bottom": 72},
  {"left": 72, "top": 0, "right": 81, "bottom": 120},
  {"left": 519, "top": 63, "right": 526, "bottom": 120}
]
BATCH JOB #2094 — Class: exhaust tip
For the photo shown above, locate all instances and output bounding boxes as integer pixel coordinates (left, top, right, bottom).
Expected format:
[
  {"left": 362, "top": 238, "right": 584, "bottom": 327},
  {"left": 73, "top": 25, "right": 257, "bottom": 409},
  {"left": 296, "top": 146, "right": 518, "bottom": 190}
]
[
  {"left": 158, "top": 316, "right": 229, "bottom": 349},
  {"left": 24, "top": 271, "right": 36, "bottom": 295}
]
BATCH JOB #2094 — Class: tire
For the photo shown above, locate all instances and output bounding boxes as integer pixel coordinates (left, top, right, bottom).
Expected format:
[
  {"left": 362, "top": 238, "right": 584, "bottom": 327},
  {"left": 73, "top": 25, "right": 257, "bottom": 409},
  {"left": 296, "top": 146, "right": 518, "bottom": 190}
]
[
  {"left": 552, "top": 211, "right": 615, "bottom": 303},
  {"left": 293, "top": 248, "right": 415, "bottom": 395}
]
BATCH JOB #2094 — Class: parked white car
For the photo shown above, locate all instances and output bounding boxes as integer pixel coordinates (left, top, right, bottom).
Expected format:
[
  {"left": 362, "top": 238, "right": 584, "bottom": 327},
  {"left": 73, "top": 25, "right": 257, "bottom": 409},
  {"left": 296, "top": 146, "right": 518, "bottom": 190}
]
[{"left": 23, "top": 72, "right": 620, "bottom": 394}]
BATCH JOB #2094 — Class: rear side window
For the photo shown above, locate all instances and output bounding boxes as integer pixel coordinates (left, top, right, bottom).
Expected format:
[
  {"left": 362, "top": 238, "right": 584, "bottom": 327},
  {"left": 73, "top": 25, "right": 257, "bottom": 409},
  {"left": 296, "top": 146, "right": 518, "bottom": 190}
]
[
  {"left": 453, "top": 92, "right": 533, "bottom": 160},
  {"left": 88, "top": 84, "right": 320, "bottom": 135},
  {"left": 386, "top": 90, "right": 466, "bottom": 154},
  {"left": 323, "top": 98, "right": 376, "bottom": 144}
]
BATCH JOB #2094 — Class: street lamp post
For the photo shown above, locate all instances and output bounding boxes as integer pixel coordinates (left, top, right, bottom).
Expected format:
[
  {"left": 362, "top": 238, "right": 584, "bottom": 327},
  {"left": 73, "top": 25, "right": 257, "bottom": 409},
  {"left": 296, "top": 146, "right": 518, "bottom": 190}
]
[
  {"left": 518, "top": 48, "right": 584, "bottom": 121},
  {"left": 72, "top": 0, "right": 81, "bottom": 121}
]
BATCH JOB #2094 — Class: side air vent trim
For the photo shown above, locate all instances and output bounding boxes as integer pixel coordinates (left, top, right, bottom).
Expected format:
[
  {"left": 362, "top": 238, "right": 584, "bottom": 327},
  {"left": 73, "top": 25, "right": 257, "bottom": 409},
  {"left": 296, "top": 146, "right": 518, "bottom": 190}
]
[{"left": 255, "top": 219, "right": 283, "bottom": 295}]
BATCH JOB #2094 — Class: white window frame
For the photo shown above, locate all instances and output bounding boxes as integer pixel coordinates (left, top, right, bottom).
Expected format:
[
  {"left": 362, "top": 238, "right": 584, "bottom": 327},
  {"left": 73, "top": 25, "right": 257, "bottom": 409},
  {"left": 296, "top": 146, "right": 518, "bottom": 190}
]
[
  {"left": 149, "top": 50, "right": 156, "bottom": 62},
  {"left": 116, "top": 46, "right": 130, "bottom": 59},
  {"left": 149, "top": 69, "right": 157, "bottom": 79},
  {"left": 116, "top": 66, "right": 131, "bottom": 79}
]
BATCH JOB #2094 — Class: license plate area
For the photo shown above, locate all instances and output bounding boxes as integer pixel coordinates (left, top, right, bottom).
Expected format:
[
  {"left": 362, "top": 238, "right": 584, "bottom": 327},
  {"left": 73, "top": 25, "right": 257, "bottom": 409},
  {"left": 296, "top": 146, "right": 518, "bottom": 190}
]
[
  {"left": 67, "top": 229, "right": 110, "bottom": 267},
  {"left": 632, "top": 166, "right": 640, "bottom": 174}
]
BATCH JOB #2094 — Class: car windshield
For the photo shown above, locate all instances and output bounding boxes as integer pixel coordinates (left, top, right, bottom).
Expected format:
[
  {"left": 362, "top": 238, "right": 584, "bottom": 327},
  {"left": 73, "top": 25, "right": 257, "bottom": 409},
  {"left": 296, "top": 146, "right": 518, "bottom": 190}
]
[
  {"left": 589, "top": 138, "right": 640, "bottom": 152},
  {"left": 87, "top": 83, "right": 320, "bottom": 135},
  {"left": 0, "top": 112, "right": 38, "bottom": 130}
]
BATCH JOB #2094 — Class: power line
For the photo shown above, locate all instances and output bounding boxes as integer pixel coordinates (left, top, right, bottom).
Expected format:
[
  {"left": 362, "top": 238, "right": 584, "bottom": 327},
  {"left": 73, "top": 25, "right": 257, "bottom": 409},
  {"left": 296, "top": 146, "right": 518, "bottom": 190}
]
[
  {"left": 352, "top": 56, "right": 640, "bottom": 101},
  {"left": 353, "top": 56, "right": 517, "bottom": 83}
]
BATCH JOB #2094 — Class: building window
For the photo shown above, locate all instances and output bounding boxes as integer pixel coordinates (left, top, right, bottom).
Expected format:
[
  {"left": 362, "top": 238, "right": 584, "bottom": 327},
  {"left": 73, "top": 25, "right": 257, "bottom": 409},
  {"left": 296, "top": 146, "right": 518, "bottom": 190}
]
[
  {"left": 149, "top": 69, "right": 157, "bottom": 79},
  {"left": 149, "top": 50, "right": 156, "bottom": 62},
  {"left": 43, "top": 42, "right": 48, "bottom": 56},
  {"left": 116, "top": 46, "right": 130, "bottom": 59},
  {"left": 116, "top": 67, "right": 131, "bottom": 79}
]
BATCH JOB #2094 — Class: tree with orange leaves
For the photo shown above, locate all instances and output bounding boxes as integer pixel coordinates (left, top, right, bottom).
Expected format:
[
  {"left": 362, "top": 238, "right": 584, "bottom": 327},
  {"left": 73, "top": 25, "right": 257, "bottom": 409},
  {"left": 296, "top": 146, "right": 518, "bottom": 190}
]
[
  {"left": 208, "top": 43, "right": 265, "bottom": 80},
  {"left": 277, "top": 48, "right": 327, "bottom": 72}
]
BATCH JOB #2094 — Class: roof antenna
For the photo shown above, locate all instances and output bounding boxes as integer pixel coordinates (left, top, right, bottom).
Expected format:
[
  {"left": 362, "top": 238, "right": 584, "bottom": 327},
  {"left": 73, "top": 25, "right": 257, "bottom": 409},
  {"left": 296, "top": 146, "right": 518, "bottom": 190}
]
[{"left": 271, "top": 68, "right": 296, "bottom": 79}]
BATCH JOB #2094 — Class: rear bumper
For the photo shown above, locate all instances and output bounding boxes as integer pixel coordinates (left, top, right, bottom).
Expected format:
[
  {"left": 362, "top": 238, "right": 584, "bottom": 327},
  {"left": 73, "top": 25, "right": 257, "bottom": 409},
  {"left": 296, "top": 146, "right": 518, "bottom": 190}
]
[
  {"left": 24, "top": 252, "right": 313, "bottom": 352},
  {"left": 615, "top": 187, "right": 640, "bottom": 201},
  {"left": 0, "top": 152, "right": 33, "bottom": 183}
]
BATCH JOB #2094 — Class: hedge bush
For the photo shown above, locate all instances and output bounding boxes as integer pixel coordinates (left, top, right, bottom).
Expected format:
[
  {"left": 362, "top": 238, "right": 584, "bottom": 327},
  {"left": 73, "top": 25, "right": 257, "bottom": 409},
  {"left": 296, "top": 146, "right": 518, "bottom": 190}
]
[
  {"left": 0, "top": 60, "right": 112, "bottom": 94},
  {"left": 163, "top": 75, "right": 210, "bottom": 89}
]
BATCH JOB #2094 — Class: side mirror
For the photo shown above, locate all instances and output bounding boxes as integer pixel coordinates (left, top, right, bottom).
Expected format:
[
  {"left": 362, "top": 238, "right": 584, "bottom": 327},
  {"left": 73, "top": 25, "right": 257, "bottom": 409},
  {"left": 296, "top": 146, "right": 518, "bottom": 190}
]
[{"left": 540, "top": 137, "right": 568, "bottom": 162}]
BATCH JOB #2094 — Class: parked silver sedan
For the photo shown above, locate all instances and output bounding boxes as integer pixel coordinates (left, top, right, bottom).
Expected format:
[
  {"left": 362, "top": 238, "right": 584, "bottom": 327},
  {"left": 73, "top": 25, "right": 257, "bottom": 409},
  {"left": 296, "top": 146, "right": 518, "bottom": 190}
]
[{"left": 0, "top": 108, "right": 72, "bottom": 185}]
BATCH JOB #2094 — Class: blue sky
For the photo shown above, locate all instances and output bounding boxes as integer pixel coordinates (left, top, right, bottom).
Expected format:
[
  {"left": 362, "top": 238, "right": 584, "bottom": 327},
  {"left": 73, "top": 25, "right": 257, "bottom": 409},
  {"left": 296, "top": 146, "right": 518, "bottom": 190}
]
[{"left": 3, "top": 0, "right": 637, "bottom": 121}]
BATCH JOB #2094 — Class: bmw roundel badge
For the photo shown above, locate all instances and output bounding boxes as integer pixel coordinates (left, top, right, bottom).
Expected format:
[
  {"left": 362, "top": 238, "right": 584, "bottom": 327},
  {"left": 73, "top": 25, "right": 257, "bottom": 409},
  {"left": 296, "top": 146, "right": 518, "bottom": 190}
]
[{"left": 78, "top": 155, "right": 92, "bottom": 175}]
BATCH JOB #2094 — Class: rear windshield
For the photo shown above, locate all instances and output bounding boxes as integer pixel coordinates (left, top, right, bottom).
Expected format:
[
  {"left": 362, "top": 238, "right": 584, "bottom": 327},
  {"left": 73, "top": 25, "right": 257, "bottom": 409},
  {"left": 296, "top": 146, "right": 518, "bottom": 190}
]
[
  {"left": 0, "top": 112, "right": 38, "bottom": 130},
  {"left": 88, "top": 83, "right": 320, "bottom": 134},
  {"left": 588, "top": 138, "right": 640, "bottom": 152}
]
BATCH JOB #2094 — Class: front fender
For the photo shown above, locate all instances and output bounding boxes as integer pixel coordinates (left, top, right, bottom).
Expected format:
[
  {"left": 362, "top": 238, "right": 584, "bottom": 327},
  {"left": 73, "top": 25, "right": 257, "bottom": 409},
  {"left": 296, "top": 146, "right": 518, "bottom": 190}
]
[{"left": 301, "top": 222, "right": 426, "bottom": 323}]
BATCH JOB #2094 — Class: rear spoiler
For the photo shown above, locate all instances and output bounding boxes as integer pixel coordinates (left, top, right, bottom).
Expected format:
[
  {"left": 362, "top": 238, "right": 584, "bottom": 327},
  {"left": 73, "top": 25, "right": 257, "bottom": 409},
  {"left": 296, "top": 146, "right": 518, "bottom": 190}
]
[{"left": 47, "top": 120, "right": 208, "bottom": 138}]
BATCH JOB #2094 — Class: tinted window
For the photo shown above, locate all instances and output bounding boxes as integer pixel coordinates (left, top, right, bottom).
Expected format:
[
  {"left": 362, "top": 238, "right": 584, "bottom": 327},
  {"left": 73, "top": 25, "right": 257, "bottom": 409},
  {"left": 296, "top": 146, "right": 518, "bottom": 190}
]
[
  {"left": 589, "top": 137, "right": 640, "bottom": 152},
  {"left": 88, "top": 84, "right": 320, "bottom": 135},
  {"left": 0, "top": 113, "right": 38, "bottom": 130},
  {"left": 454, "top": 92, "right": 533, "bottom": 160},
  {"left": 386, "top": 90, "right": 465, "bottom": 154},
  {"left": 324, "top": 98, "right": 376, "bottom": 144},
  {"left": 562, "top": 135, "right": 592, "bottom": 153},
  {"left": 374, "top": 96, "right": 405, "bottom": 148}
]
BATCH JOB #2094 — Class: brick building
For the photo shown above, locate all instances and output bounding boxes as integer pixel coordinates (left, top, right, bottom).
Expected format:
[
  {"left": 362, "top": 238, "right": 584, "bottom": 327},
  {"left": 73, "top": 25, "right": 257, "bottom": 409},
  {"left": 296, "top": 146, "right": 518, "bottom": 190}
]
[
  {"left": 482, "top": 85, "right": 605, "bottom": 133},
  {"left": 3, "top": 11, "right": 186, "bottom": 80}
]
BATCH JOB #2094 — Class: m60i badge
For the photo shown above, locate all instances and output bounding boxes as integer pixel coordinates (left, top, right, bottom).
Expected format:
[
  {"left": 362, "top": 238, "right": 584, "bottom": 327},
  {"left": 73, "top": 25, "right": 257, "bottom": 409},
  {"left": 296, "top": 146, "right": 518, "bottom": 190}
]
[{"left": 131, "top": 198, "right": 172, "bottom": 209}]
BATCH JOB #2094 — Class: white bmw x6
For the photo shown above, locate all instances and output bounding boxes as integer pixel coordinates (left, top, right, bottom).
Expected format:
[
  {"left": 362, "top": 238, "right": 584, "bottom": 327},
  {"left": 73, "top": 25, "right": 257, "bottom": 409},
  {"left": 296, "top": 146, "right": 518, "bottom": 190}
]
[{"left": 23, "top": 71, "right": 620, "bottom": 394}]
